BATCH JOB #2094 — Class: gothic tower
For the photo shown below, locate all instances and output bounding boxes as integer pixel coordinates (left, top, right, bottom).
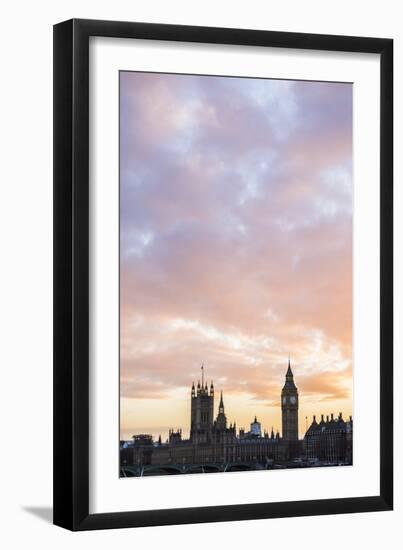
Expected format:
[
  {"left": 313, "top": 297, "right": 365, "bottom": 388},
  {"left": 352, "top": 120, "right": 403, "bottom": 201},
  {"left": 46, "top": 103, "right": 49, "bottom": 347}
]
[
  {"left": 281, "top": 359, "right": 299, "bottom": 441},
  {"left": 190, "top": 366, "right": 214, "bottom": 444},
  {"left": 215, "top": 391, "right": 227, "bottom": 431}
]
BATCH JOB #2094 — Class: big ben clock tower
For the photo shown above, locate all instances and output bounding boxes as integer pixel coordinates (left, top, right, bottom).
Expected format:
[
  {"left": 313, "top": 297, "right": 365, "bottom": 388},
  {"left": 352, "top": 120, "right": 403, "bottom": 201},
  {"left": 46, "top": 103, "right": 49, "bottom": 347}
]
[{"left": 281, "top": 359, "right": 299, "bottom": 441}]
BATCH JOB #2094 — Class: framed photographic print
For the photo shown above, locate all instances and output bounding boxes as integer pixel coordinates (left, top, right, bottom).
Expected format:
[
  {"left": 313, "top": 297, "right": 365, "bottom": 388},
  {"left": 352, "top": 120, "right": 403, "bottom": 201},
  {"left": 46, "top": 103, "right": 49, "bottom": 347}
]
[{"left": 53, "top": 19, "right": 393, "bottom": 530}]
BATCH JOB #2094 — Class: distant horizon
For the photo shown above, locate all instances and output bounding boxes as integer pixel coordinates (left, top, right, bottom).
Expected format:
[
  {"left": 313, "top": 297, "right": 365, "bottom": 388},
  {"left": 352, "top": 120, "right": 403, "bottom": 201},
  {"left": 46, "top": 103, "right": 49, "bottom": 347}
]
[{"left": 120, "top": 71, "right": 353, "bottom": 443}]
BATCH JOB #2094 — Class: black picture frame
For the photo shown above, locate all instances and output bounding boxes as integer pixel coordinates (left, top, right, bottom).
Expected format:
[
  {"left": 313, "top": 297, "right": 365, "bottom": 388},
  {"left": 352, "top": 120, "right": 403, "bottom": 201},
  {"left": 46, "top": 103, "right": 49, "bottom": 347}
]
[{"left": 53, "top": 18, "right": 393, "bottom": 531}]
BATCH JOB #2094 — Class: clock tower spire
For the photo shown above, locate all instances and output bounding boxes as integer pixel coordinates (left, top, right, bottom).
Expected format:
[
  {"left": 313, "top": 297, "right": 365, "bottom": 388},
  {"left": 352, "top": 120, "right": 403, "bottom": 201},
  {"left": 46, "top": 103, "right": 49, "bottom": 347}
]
[{"left": 281, "top": 359, "right": 299, "bottom": 441}]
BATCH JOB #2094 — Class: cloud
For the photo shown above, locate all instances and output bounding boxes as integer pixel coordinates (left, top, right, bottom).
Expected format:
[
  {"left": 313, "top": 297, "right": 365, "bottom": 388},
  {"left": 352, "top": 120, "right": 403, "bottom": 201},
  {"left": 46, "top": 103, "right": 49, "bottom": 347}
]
[
  {"left": 119, "top": 72, "right": 353, "bottom": 418},
  {"left": 298, "top": 366, "right": 353, "bottom": 402}
]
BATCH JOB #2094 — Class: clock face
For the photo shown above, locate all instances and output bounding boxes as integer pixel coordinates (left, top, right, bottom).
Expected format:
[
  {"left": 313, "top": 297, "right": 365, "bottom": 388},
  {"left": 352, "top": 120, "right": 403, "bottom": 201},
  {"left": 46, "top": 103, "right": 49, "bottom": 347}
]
[
  {"left": 282, "top": 396, "right": 287, "bottom": 405},
  {"left": 290, "top": 396, "right": 296, "bottom": 405}
]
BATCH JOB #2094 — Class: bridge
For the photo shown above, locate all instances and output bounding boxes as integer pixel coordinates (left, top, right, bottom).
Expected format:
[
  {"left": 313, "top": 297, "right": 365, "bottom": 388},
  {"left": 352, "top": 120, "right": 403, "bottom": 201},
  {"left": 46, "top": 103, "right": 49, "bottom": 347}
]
[{"left": 120, "top": 461, "right": 274, "bottom": 477}]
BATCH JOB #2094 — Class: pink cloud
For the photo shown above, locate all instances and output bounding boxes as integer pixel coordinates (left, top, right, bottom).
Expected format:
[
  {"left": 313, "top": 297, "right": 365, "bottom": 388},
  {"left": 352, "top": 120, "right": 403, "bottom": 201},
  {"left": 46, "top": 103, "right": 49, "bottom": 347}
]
[{"left": 119, "top": 72, "right": 353, "bottom": 418}]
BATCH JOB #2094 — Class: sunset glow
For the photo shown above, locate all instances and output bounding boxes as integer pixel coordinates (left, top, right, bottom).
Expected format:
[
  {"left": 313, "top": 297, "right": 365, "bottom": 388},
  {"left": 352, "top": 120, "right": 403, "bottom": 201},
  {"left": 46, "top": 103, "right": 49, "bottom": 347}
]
[{"left": 120, "top": 72, "right": 352, "bottom": 441}]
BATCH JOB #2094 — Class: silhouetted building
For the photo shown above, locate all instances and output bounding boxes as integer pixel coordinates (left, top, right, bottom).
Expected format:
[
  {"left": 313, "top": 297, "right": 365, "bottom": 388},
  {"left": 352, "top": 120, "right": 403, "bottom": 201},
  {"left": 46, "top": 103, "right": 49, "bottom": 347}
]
[
  {"left": 168, "top": 428, "right": 182, "bottom": 444},
  {"left": 304, "top": 413, "right": 353, "bottom": 464},
  {"left": 250, "top": 416, "right": 262, "bottom": 437},
  {"left": 281, "top": 359, "right": 299, "bottom": 441},
  {"left": 190, "top": 367, "right": 214, "bottom": 444},
  {"left": 121, "top": 361, "right": 352, "bottom": 474}
]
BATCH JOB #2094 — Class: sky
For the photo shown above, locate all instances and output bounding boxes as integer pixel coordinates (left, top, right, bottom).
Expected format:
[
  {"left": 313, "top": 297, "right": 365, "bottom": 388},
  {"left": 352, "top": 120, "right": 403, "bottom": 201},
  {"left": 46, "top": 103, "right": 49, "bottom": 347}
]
[{"left": 119, "top": 71, "right": 353, "bottom": 441}]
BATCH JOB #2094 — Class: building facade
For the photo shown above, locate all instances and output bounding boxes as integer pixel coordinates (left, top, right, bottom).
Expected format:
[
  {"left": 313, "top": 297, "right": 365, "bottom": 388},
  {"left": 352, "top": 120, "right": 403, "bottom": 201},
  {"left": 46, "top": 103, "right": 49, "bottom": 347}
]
[
  {"left": 304, "top": 413, "right": 353, "bottom": 464},
  {"left": 190, "top": 369, "right": 215, "bottom": 444},
  {"left": 281, "top": 360, "right": 299, "bottom": 441}
]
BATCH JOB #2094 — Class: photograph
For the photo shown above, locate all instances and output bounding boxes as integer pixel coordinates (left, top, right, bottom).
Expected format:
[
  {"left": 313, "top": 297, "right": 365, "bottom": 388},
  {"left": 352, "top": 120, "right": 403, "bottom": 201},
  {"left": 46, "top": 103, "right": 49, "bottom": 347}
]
[
  {"left": 119, "top": 71, "right": 354, "bottom": 477},
  {"left": 0, "top": 0, "right": 396, "bottom": 542}
]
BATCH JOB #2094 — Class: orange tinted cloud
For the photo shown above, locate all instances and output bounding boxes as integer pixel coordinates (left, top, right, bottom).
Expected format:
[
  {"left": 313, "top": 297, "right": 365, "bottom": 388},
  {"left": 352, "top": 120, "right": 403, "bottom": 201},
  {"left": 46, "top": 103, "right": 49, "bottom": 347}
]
[{"left": 120, "top": 72, "right": 352, "bottom": 439}]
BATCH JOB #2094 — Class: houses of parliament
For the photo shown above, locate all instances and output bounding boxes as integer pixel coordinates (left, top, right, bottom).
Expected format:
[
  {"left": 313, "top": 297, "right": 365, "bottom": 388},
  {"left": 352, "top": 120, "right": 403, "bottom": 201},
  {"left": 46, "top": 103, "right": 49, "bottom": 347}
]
[{"left": 120, "top": 361, "right": 353, "bottom": 475}]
